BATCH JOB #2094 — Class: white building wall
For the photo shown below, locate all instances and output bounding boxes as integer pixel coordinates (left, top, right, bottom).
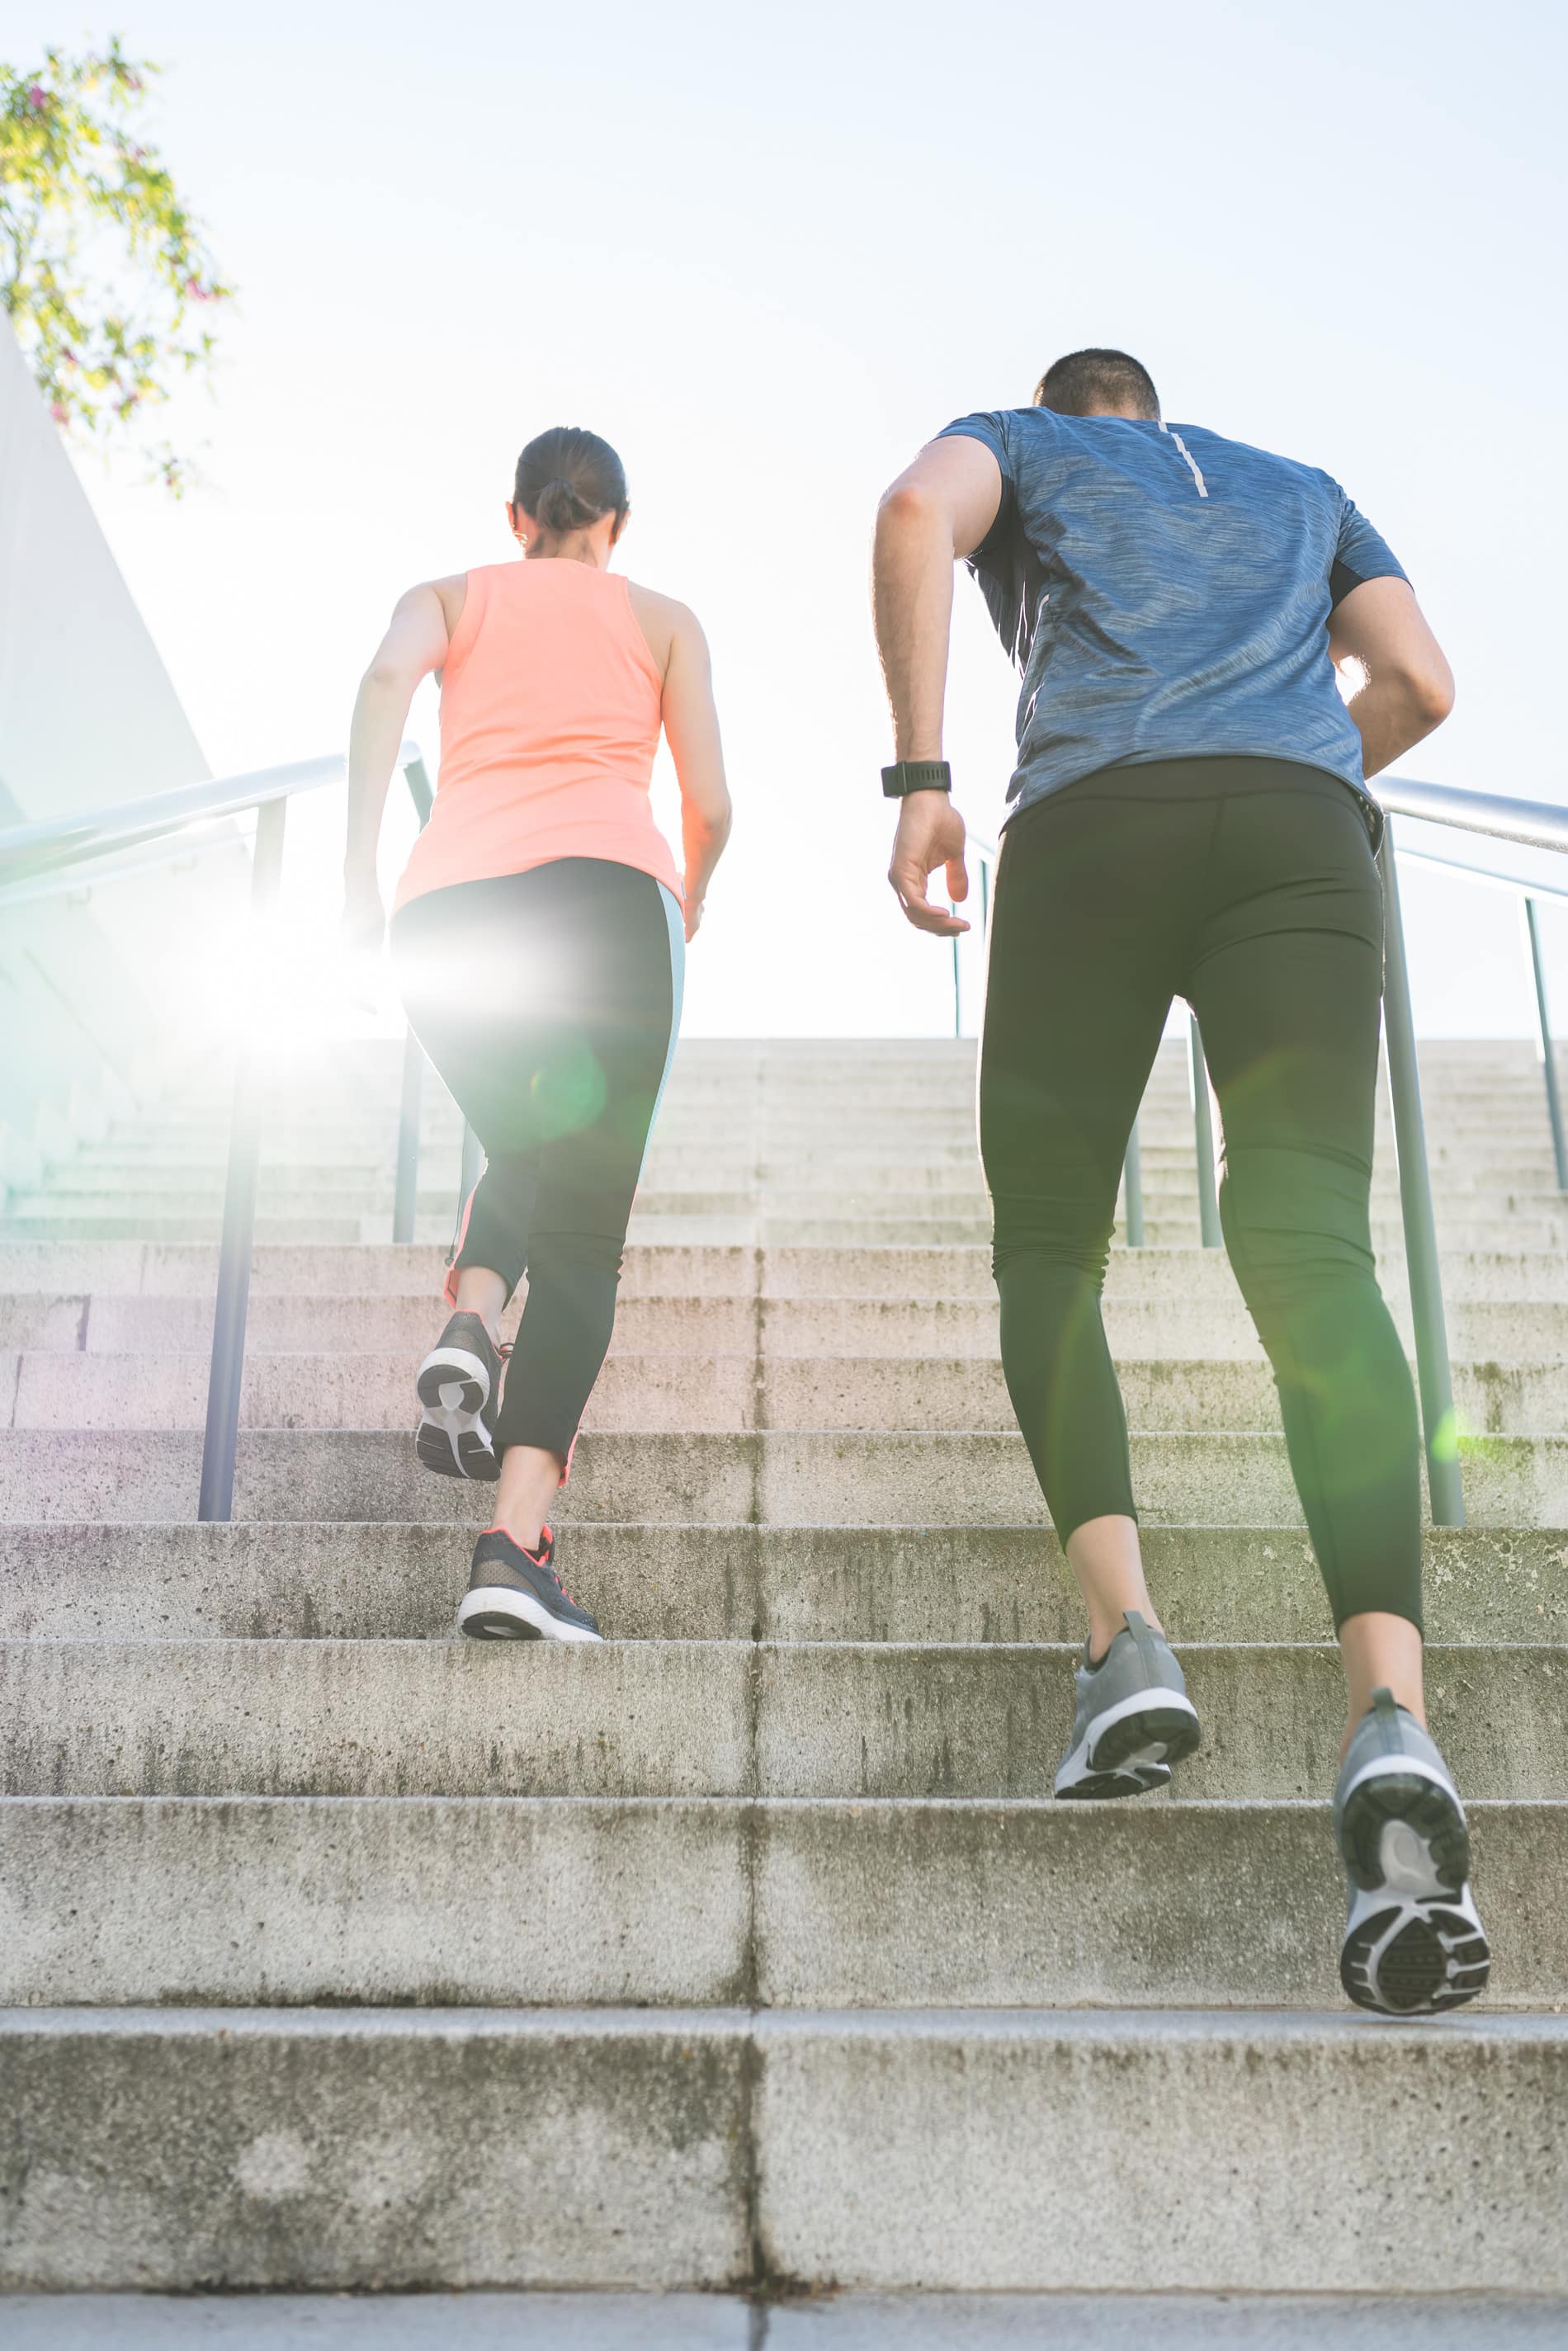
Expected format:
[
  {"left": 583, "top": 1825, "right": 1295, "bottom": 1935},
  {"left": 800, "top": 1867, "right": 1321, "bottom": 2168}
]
[{"left": 0, "top": 314, "right": 248, "bottom": 1177}]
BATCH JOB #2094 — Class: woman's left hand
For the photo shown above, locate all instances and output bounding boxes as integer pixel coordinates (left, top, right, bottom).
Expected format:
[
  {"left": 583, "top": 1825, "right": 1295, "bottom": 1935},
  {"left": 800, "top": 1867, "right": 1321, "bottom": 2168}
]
[{"left": 341, "top": 876, "right": 386, "bottom": 954}]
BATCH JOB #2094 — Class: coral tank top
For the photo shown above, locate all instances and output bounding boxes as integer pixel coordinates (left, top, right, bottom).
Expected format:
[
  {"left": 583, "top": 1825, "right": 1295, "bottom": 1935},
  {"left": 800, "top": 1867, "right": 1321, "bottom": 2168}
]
[{"left": 394, "top": 559, "right": 679, "bottom": 911}]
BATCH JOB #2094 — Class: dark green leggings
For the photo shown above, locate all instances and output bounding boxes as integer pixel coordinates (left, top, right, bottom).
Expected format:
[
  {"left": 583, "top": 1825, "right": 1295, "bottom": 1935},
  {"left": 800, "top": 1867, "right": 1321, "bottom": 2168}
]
[{"left": 980, "top": 756, "right": 1422, "bottom": 1634}]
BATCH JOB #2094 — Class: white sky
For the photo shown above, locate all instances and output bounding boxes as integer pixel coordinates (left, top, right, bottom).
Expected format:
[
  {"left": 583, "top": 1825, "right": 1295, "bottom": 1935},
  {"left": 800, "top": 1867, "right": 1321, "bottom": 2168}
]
[{"left": 12, "top": 0, "right": 1568, "bottom": 1036}]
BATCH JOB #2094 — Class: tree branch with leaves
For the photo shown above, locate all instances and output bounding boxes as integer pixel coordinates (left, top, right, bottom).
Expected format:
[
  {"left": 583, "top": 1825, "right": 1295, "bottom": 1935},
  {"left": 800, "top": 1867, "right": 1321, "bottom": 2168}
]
[{"left": 1, "top": 38, "right": 234, "bottom": 494}]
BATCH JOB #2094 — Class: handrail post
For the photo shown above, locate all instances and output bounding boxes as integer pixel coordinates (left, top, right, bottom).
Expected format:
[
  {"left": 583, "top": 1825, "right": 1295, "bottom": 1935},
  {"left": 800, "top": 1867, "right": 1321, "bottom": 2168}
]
[
  {"left": 1524, "top": 897, "right": 1568, "bottom": 1191},
  {"left": 458, "top": 1120, "right": 484, "bottom": 1229},
  {"left": 391, "top": 753, "right": 436, "bottom": 1240},
  {"left": 392, "top": 1028, "right": 424, "bottom": 1244},
  {"left": 1122, "top": 1119, "right": 1145, "bottom": 1247},
  {"left": 198, "top": 795, "right": 287, "bottom": 1522},
  {"left": 1381, "top": 829, "right": 1464, "bottom": 1526},
  {"left": 1188, "top": 1013, "right": 1222, "bottom": 1248}
]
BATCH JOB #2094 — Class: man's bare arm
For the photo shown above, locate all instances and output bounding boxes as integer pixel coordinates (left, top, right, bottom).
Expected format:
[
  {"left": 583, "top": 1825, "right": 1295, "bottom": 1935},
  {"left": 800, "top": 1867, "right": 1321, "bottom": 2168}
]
[
  {"left": 1329, "top": 577, "right": 1455, "bottom": 781},
  {"left": 872, "top": 437, "right": 1003, "bottom": 937}
]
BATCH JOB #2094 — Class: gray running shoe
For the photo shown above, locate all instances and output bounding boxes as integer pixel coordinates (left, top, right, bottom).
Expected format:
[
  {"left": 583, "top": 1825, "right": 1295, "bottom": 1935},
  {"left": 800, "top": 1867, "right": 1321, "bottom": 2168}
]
[
  {"left": 415, "top": 1310, "right": 503, "bottom": 1482},
  {"left": 1334, "top": 1686, "right": 1490, "bottom": 2016},
  {"left": 1054, "top": 1609, "right": 1202, "bottom": 1800}
]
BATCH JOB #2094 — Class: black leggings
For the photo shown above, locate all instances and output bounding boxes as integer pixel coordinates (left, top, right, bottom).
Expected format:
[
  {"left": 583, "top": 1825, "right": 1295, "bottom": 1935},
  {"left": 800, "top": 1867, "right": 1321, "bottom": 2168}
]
[
  {"left": 390, "top": 859, "right": 683, "bottom": 1464},
  {"left": 980, "top": 756, "right": 1422, "bottom": 1635}
]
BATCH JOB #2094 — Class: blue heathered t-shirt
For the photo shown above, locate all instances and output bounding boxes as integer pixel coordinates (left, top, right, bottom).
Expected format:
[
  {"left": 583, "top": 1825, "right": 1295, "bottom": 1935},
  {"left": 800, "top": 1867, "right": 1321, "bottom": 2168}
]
[{"left": 938, "top": 408, "right": 1407, "bottom": 827}]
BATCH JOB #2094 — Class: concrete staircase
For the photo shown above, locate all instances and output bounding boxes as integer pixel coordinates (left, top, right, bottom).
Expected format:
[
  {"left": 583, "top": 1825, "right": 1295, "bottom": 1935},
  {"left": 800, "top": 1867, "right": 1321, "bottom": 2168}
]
[{"left": 2, "top": 1035, "right": 1566, "bottom": 2297}]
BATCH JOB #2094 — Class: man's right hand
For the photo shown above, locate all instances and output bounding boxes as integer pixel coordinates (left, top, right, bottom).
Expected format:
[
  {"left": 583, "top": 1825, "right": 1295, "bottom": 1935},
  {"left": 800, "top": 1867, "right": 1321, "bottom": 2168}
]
[{"left": 888, "top": 789, "right": 971, "bottom": 937}]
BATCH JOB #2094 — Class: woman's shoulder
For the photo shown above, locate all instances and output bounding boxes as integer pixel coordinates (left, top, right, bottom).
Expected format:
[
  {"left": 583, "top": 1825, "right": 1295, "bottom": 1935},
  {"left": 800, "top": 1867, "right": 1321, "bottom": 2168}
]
[{"left": 625, "top": 578, "right": 701, "bottom": 672}]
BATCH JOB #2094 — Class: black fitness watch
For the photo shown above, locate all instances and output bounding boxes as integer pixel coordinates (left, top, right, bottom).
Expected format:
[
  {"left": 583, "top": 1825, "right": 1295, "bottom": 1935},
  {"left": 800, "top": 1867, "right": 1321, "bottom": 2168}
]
[{"left": 881, "top": 759, "right": 952, "bottom": 799}]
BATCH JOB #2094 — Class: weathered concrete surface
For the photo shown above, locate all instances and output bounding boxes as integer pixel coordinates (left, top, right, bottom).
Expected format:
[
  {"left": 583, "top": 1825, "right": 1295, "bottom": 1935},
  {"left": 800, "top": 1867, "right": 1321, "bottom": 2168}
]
[
  {"left": 7, "top": 1424, "right": 1568, "bottom": 1525},
  {"left": 751, "top": 1798, "right": 1564, "bottom": 2009},
  {"left": 768, "top": 2297, "right": 1568, "bottom": 2348},
  {"left": 2, "top": 1639, "right": 1561, "bottom": 1801},
  {"left": 12, "top": 1238, "right": 1568, "bottom": 1305},
  {"left": 16, "top": 1347, "right": 1568, "bottom": 1437},
  {"left": 6, "top": 2297, "right": 1568, "bottom": 2348},
  {"left": 7, "top": 2005, "right": 1560, "bottom": 2293},
  {"left": 6, "top": 1347, "right": 762, "bottom": 1433},
  {"left": 751, "top": 2010, "right": 1568, "bottom": 2292},
  {"left": 0, "top": 2009, "right": 752, "bottom": 2290},
  {"left": 1, "top": 1797, "right": 1559, "bottom": 2012},
  {"left": 0, "top": 1797, "right": 751, "bottom": 2006},
  {"left": 3, "top": 1519, "right": 1564, "bottom": 1647},
  {"left": 0, "top": 2293, "right": 752, "bottom": 2347},
  {"left": 4, "top": 1286, "right": 1556, "bottom": 1367},
  {"left": 0, "top": 1639, "right": 754, "bottom": 1798}
]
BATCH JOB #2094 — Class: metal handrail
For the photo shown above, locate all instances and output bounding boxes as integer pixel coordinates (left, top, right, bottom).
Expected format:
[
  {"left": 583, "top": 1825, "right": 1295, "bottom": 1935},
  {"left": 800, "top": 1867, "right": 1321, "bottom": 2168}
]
[
  {"left": 1377, "top": 777, "right": 1568, "bottom": 857},
  {"left": 0, "top": 742, "right": 432, "bottom": 1522},
  {"left": 0, "top": 753, "right": 347, "bottom": 892}
]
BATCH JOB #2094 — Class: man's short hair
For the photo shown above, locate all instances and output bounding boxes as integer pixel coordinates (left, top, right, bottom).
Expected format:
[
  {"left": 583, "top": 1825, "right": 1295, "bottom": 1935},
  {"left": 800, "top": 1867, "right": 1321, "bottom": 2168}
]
[{"left": 1034, "top": 348, "right": 1161, "bottom": 421}]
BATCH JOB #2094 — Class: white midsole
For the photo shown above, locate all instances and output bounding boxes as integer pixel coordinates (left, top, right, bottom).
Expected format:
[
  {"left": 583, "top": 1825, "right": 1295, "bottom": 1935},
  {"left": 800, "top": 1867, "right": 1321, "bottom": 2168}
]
[
  {"left": 456, "top": 1584, "right": 602, "bottom": 1644},
  {"left": 1346, "top": 1874, "right": 1485, "bottom": 1944},
  {"left": 1056, "top": 1685, "right": 1199, "bottom": 1787},
  {"left": 419, "top": 1399, "right": 494, "bottom": 1451},
  {"left": 1339, "top": 1749, "right": 1462, "bottom": 1819},
  {"left": 417, "top": 1344, "right": 492, "bottom": 1410}
]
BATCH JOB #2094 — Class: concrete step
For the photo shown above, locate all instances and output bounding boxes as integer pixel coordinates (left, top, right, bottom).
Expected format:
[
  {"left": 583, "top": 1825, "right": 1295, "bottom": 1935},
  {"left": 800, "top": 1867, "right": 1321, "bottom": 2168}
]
[
  {"left": 0, "top": 1793, "right": 1557, "bottom": 2010},
  {"left": 5, "top": 1520, "right": 1564, "bottom": 1646},
  {"left": 2, "top": 1637, "right": 1559, "bottom": 1801},
  {"left": 13, "top": 1348, "right": 1568, "bottom": 1438},
  {"left": 9, "top": 1288, "right": 1568, "bottom": 1372},
  {"left": 10, "top": 1239, "right": 1568, "bottom": 1308},
  {"left": 3, "top": 2293, "right": 1565, "bottom": 2350},
  {"left": 7, "top": 1289, "right": 1568, "bottom": 1371},
  {"left": 2, "top": 1423, "right": 1563, "bottom": 1526},
  {"left": 56, "top": 1143, "right": 1568, "bottom": 1199},
  {"left": 35, "top": 1164, "right": 1568, "bottom": 1223},
  {"left": 0, "top": 1240, "right": 764, "bottom": 1299},
  {"left": 8, "top": 1209, "right": 1568, "bottom": 1255},
  {"left": 1, "top": 2005, "right": 1562, "bottom": 2292}
]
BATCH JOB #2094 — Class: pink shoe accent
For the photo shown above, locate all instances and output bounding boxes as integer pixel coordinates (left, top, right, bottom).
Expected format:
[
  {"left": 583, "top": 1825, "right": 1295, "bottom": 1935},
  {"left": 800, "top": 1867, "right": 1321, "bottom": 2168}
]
[{"left": 481, "top": 1521, "right": 551, "bottom": 1565}]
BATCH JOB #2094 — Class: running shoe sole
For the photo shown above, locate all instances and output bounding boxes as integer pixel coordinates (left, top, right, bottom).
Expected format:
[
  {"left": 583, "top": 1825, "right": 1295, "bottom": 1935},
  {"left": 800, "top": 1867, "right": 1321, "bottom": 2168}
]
[
  {"left": 1338, "top": 1760, "right": 1491, "bottom": 2015},
  {"left": 1054, "top": 1688, "right": 1202, "bottom": 1801},
  {"left": 456, "top": 1585, "right": 604, "bottom": 1643},
  {"left": 415, "top": 1343, "right": 499, "bottom": 1482}
]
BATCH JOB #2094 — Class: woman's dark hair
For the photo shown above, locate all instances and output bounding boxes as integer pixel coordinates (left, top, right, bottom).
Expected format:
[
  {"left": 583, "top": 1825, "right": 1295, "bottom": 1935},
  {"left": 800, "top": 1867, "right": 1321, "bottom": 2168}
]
[{"left": 513, "top": 426, "right": 628, "bottom": 536}]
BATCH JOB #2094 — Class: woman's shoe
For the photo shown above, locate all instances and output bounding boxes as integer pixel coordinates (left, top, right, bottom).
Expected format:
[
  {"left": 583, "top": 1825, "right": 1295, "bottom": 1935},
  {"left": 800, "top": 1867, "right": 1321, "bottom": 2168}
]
[
  {"left": 1053, "top": 1610, "right": 1202, "bottom": 1800},
  {"left": 456, "top": 1525, "right": 603, "bottom": 1643},
  {"left": 415, "top": 1310, "right": 503, "bottom": 1480},
  {"left": 1334, "top": 1687, "right": 1490, "bottom": 2014}
]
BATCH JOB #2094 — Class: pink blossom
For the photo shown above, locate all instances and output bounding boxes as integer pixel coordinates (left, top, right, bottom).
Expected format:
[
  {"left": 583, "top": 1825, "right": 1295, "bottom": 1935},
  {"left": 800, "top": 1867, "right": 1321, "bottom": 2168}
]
[
  {"left": 27, "top": 85, "right": 47, "bottom": 111},
  {"left": 50, "top": 401, "right": 68, "bottom": 423}
]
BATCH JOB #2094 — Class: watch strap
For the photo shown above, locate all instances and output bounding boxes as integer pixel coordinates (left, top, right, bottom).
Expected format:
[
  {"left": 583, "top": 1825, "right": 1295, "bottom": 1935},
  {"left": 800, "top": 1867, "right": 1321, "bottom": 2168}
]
[{"left": 882, "top": 759, "right": 952, "bottom": 798}]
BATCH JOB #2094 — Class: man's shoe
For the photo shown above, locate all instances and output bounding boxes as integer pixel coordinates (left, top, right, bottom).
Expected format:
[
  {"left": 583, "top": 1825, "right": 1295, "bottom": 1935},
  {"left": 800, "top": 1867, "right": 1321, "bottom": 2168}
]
[
  {"left": 415, "top": 1310, "right": 503, "bottom": 1481},
  {"left": 456, "top": 1525, "right": 603, "bottom": 1643},
  {"left": 1053, "top": 1609, "right": 1201, "bottom": 1800},
  {"left": 1334, "top": 1686, "right": 1490, "bottom": 2015}
]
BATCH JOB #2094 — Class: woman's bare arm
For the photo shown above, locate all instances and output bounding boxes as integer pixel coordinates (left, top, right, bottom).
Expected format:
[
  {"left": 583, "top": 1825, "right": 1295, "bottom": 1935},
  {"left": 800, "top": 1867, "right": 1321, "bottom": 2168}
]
[
  {"left": 649, "top": 597, "right": 733, "bottom": 942},
  {"left": 342, "top": 583, "right": 452, "bottom": 944}
]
